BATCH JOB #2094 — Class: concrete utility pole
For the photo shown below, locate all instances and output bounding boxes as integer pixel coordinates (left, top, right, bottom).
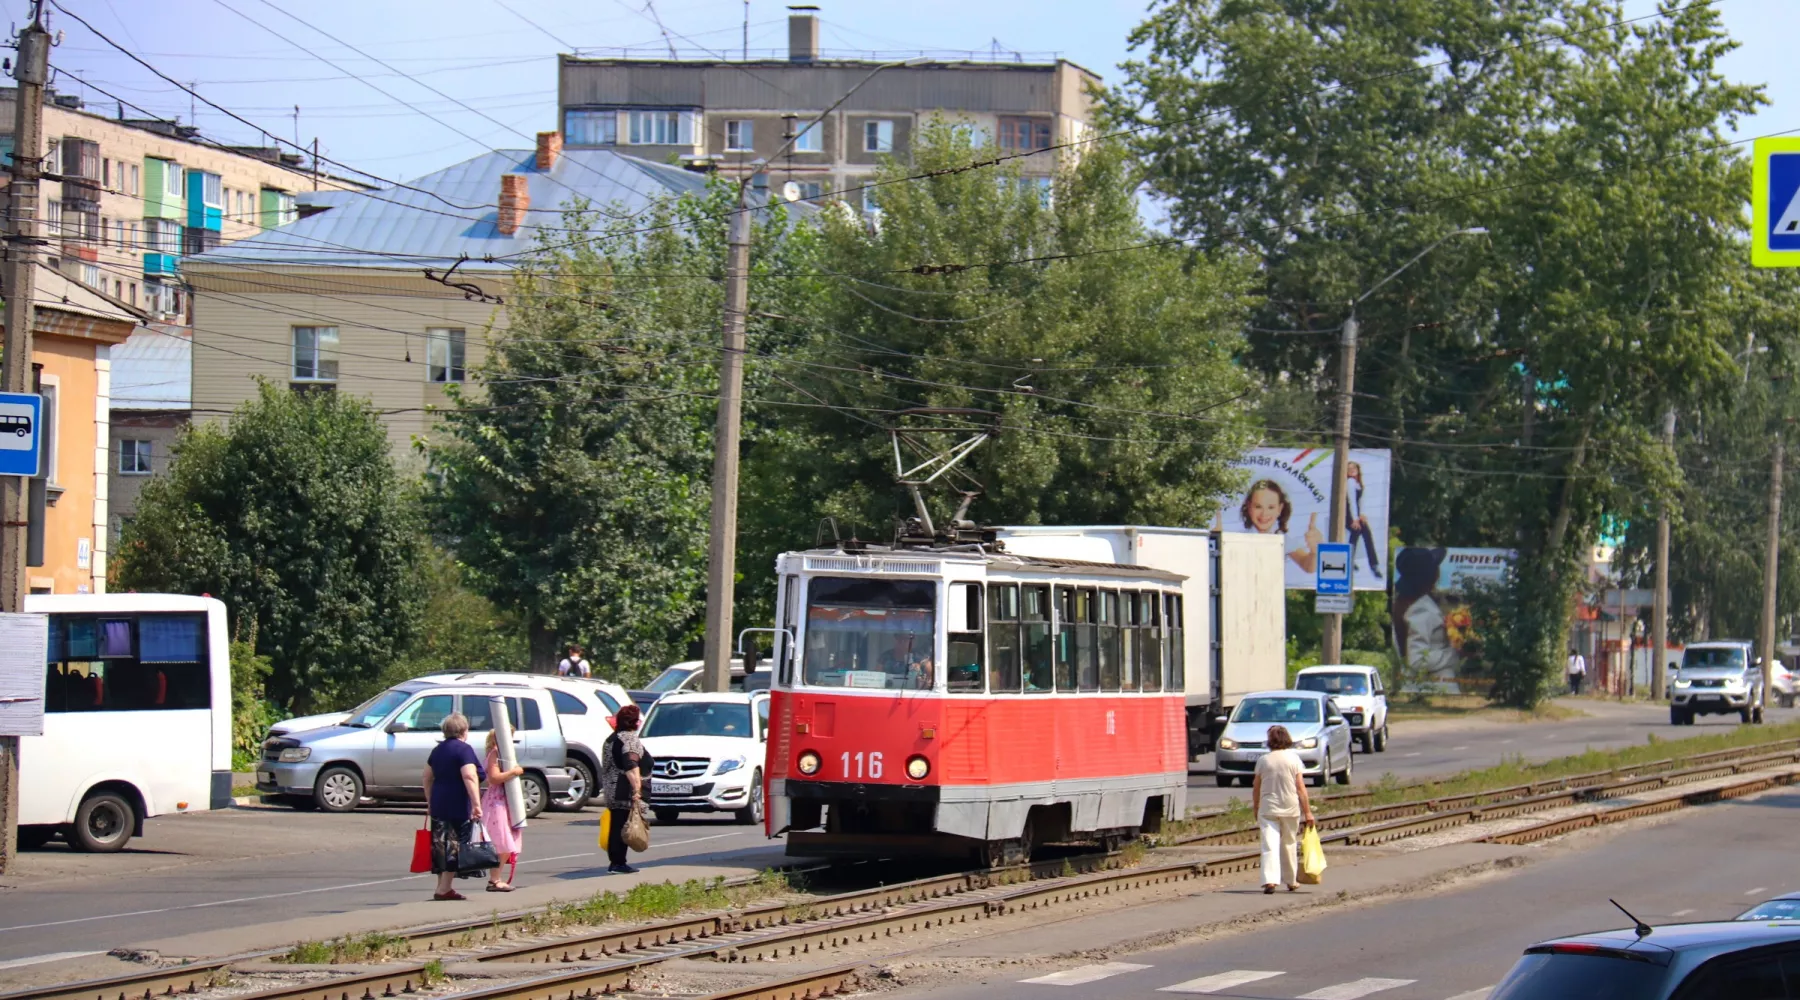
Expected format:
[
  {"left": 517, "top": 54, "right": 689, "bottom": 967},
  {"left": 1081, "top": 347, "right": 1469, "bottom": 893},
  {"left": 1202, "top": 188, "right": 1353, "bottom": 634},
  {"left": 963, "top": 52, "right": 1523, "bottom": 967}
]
[
  {"left": 0, "top": 1, "right": 49, "bottom": 875},
  {"left": 1651, "top": 408, "right": 1675, "bottom": 701},
  {"left": 699, "top": 54, "right": 926, "bottom": 692},
  {"left": 1760, "top": 430, "right": 1783, "bottom": 723}
]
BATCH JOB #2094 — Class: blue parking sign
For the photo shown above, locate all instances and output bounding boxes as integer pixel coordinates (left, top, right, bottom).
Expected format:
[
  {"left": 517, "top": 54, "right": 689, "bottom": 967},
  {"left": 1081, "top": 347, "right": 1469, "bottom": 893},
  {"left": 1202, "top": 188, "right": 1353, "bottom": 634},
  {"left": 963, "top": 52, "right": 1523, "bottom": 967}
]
[
  {"left": 0, "top": 392, "right": 43, "bottom": 477},
  {"left": 1316, "top": 541, "right": 1353, "bottom": 595}
]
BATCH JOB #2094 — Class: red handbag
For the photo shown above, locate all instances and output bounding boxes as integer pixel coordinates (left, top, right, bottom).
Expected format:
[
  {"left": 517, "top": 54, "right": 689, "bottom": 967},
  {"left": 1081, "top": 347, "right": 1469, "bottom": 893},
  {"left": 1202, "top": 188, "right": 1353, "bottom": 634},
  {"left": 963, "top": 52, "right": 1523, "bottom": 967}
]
[{"left": 409, "top": 820, "right": 433, "bottom": 874}]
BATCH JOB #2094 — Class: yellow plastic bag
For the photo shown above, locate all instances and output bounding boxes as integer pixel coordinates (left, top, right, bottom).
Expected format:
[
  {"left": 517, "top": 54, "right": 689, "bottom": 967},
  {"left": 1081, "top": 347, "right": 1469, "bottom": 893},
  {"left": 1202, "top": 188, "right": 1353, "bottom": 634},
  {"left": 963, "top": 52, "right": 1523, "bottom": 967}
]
[
  {"left": 597, "top": 807, "right": 612, "bottom": 850},
  {"left": 1298, "top": 823, "right": 1327, "bottom": 885}
]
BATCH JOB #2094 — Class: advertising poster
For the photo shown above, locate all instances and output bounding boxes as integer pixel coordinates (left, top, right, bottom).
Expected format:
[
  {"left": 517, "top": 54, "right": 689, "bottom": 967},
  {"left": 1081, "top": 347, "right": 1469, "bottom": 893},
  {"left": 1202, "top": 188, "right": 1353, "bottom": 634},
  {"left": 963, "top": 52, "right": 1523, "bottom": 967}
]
[
  {"left": 1214, "top": 447, "right": 1391, "bottom": 590},
  {"left": 1390, "top": 547, "right": 1517, "bottom": 689}
]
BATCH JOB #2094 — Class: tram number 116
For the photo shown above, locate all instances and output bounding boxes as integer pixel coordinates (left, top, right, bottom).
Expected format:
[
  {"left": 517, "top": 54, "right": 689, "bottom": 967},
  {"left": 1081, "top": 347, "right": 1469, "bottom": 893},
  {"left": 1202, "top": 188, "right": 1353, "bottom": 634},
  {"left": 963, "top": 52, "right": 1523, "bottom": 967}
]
[{"left": 841, "top": 751, "right": 884, "bottom": 779}]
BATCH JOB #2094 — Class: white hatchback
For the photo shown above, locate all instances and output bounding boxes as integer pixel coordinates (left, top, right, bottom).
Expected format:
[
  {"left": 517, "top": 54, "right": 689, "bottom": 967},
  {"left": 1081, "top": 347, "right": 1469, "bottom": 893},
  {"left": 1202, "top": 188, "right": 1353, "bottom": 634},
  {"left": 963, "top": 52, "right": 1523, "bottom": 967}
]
[
  {"left": 1294, "top": 664, "right": 1390, "bottom": 753},
  {"left": 639, "top": 691, "right": 771, "bottom": 824},
  {"left": 423, "top": 672, "right": 630, "bottom": 810}
]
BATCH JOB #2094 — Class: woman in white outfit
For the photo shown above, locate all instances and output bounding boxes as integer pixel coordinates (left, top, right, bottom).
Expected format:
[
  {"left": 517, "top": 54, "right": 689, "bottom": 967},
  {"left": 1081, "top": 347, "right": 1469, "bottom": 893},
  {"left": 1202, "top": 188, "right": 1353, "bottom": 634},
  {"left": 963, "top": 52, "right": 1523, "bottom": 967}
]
[{"left": 1252, "top": 725, "right": 1315, "bottom": 894}]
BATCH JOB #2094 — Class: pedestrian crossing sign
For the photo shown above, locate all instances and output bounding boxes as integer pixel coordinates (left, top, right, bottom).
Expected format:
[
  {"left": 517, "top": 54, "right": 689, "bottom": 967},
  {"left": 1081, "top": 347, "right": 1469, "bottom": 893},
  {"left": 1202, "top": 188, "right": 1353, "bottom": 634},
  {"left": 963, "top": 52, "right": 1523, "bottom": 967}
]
[{"left": 1753, "top": 137, "right": 1800, "bottom": 267}]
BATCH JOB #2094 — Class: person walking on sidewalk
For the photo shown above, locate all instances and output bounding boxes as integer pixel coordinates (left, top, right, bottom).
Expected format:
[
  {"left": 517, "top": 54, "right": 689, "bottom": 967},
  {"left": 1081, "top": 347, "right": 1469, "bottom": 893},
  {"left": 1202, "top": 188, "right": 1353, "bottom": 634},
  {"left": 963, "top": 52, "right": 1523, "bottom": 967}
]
[
  {"left": 1567, "top": 646, "right": 1588, "bottom": 695},
  {"left": 1252, "top": 725, "right": 1314, "bottom": 894},
  {"left": 481, "top": 729, "right": 525, "bottom": 892},
  {"left": 423, "top": 712, "right": 482, "bottom": 901},
  {"left": 600, "top": 703, "right": 646, "bottom": 874}
]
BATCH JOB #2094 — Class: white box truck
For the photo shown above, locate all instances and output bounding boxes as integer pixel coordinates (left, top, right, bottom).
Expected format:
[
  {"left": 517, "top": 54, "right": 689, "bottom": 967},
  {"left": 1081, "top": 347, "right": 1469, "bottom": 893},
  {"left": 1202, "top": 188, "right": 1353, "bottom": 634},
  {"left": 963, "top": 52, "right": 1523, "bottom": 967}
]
[{"left": 996, "top": 526, "right": 1287, "bottom": 760}]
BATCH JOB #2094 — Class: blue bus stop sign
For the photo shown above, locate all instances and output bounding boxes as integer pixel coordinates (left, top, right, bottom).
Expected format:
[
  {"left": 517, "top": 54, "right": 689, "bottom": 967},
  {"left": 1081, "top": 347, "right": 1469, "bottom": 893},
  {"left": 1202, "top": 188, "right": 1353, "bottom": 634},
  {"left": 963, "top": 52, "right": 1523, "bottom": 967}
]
[
  {"left": 0, "top": 392, "right": 43, "bottom": 477},
  {"left": 1316, "top": 541, "right": 1353, "bottom": 595}
]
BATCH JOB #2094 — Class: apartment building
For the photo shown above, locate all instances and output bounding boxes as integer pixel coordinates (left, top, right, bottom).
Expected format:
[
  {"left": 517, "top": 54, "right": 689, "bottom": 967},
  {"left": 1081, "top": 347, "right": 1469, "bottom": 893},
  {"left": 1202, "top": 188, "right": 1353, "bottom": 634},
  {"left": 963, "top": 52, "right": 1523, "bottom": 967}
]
[{"left": 557, "top": 9, "right": 1100, "bottom": 207}]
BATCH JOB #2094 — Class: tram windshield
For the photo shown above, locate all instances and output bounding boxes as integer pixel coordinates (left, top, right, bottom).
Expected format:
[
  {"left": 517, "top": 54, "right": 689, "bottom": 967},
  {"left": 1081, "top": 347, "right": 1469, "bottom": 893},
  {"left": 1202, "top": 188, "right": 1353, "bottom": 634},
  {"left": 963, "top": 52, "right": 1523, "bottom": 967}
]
[{"left": 803, "top": 577, "right": 937, "bottom": 690}]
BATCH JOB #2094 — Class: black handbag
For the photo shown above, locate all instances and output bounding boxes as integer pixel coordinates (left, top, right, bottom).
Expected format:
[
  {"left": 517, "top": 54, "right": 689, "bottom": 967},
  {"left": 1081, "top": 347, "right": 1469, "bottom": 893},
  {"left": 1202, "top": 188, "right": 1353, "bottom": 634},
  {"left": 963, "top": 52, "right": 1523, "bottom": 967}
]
[{"left": 455, "top": 822, "right": 501, "bottom": 875}]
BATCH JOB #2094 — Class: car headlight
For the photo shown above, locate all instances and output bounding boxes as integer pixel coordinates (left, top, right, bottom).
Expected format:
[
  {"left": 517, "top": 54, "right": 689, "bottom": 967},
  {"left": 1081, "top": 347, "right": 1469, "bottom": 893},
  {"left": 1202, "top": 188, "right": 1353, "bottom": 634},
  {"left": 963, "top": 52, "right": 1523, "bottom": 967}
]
[
  {"left": 1217, "top": 738, "right": 1238, "bottom": 751},
  {"left": 906, "top": 755, "right": 930, "bottom": 780},
  {"left": 1296, "top": 737, "right": 1319, "bottom": 750},
  {"left": 277, "top": 747, "right": 311, "bottom": 763},
  {"left": 713, "top": 756, "right": 746, "bottom": 776},
  {"left": 796, "top": 750, "right": 821, "bottom": 775},
  {"left": 1672, "top": 678, "right": 1690, "bottom": 688}
]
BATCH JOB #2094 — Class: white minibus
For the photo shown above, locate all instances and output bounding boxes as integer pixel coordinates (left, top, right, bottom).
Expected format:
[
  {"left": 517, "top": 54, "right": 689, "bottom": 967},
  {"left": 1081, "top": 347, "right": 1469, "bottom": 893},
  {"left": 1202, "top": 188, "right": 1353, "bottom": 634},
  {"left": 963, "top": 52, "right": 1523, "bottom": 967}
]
[{"left": 18, "top": 594, "right": 231, "bottom": 851}]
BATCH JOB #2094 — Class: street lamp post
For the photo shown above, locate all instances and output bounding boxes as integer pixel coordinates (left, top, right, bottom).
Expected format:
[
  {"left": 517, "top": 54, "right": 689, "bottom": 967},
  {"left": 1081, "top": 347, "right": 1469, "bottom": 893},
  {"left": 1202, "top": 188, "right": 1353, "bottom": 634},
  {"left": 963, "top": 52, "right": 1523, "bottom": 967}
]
[{"left": 1321, "top": 227, "right": 1487, "bottom": 664}]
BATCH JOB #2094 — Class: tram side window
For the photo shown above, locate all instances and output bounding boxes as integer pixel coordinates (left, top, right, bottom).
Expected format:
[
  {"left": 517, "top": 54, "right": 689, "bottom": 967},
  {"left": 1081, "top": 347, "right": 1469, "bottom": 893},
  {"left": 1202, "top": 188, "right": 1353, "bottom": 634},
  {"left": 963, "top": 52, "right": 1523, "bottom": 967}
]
[
  {"left": 1121, "top": 592, "right": 1141, "bottom": 691},
  {"left": 1075, "top": 588, "right": 1099, "bottom": 691},
  {"left": 803, "top": 576, "right": 937, "bottom": 690},
  {"left": 1023, "top": 585, "right": 1053, "bottom": 692},
  {"left": 779, "top": 574, "right": 800, "bottom": 684},
  {"left": 1142, "top": 593, "right": 1163, "bottom": 692},
  {"left": 1167, "top": 594, "right": 1185, "bottom": 690},
  {"left": 1098, "top": 590, "right": 1122, "bottom": 691},
  {"left": 947, "top": 582, "right": 984, "bottom": 692},
  {"left": 43, "top": 613, "right": 210, "bottom": 713},
  {"left": 988, "top": 584, "right": 1022, "bottom": 693}
]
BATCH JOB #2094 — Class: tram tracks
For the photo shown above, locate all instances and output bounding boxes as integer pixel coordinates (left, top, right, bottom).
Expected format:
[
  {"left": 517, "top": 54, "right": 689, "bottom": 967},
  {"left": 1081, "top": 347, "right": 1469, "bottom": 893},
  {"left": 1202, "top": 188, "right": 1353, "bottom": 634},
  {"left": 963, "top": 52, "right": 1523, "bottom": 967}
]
[{"left": 14, "top": 737, "right": 1800, "bottom": 1000}]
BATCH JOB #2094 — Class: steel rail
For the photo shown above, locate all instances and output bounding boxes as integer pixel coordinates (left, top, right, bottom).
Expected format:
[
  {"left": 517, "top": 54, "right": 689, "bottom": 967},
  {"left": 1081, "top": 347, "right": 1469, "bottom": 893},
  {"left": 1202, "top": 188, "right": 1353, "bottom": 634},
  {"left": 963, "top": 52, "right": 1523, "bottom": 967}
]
[
  {"left": 1482, "top": 769, "right": 1800, "bottom": 845},
  {"left": 0, "top": 961, "right": 235, "bottom": 1000}
]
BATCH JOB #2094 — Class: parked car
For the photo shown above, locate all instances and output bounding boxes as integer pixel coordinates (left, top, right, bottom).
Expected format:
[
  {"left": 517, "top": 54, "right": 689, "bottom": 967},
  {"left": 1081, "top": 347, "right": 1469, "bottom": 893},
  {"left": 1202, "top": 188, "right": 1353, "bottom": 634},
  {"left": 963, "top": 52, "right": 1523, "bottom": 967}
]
[
  {"left": 1212, "top": 690, "right": 1354, "bottom": 788},
  {"left": 1294, "top": 664, "right": 1389, "bottom": 754},
  {"left": 638, "top": 690, "right": 771, "bottom": 824},
  {"left": 256, "top": 679, "right": 573, "bottom": 815},
  {"left": 1670, "top": 640, "right": 1765, "bottom": 725},
  {"left": 1489, "top": 920, "right": 1800, "bottom": 998},
  {"left": 1774, "top": 659, "right": 1798, "bottom": 709},
  {"left": 1739, "top": 893, "right": 1800, "bottom": 920},
  {"left": 629, "top": 658, "right": 757, "bottom": 714}
]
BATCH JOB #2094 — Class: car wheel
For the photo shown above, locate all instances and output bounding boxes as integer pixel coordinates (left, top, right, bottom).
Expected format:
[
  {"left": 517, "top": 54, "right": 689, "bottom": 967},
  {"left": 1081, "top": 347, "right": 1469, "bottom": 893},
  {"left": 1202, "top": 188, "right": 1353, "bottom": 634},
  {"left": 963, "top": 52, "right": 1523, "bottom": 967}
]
[
  {"left": 520, "top": 772, "right": 549, "bottom": 818},
  {"left": 313, "top": 766, "right": 363, "bottom": 813},
  {"left": 1754, "top": 704, "right": 1766, "bottom": 724},
  {"left": 1215, "top": 775, "right": 1234, "bottom": 787},
  {"left": 1238, "top": 776, "right": 1253, "bottom": 788},
  {"left": 71, "top": 791, "right": 134, "bottom": 852},
  {"left": 1359, "top": 734, "right": 1374, "bottom": 755},
  {"left": 17, "top": 824, "right": 56, "bottom": 850},
  {"left": 1336, "top": 749, "right": 1353, "bottom": 785},
  {"left": 1375, "top": 724, "right": 1389, "bottom": 752},
  {"left": 1309, "top": 756, "right": 1329, "bottom": 788},
  {"left": 735, "top": 770, "right": 765, "bottom": 825},
  {"left": 654, "top": 808, "right": 680, "bottom": 824},
  {"left": 551, "top": 758, "right": 594, "bottom": 812}
]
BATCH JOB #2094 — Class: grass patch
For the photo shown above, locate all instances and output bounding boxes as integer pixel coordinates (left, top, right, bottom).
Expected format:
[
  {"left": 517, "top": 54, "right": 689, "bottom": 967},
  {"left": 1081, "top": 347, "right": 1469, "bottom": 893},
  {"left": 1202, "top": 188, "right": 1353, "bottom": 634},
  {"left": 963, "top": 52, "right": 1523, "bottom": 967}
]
[
  {"left": 231, "top": 784, "right": 259, "bottom": 798},
  {"left": 520, "top": 870, "right": 794, "bottom": 936},
  {"left": 421, "top": 959, "right": 444, "bottom": 985},
  {"left": 284, "top": 930, "right": 411, "bottom": 964},
  {"left": 1386, "top": 694, "right": 1585, "bottom": 723}
]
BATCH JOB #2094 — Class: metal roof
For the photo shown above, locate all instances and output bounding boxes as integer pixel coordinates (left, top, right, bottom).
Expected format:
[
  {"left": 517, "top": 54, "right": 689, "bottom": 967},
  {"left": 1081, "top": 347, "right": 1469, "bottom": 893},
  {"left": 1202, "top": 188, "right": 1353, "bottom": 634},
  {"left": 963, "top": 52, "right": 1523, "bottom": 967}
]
[
  {"left": 111, "top": 325, "right": 190, "bottom": 410},
  {"left": 187, "top": 148, "right": 723, "bottom": 272}
]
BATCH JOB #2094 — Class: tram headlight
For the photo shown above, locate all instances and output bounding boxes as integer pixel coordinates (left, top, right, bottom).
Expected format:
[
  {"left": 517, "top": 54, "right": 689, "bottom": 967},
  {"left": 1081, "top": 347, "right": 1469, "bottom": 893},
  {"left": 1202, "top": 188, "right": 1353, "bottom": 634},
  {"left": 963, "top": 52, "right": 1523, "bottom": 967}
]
[
  {"left": 277, "top": 747, "right": 311, "bottom": 763},
  {"left": 906, "top": 755, "right": 930, "bottom": 780},
  {"left": 796, "top": 750, "right": 822, "bottom": 776}
]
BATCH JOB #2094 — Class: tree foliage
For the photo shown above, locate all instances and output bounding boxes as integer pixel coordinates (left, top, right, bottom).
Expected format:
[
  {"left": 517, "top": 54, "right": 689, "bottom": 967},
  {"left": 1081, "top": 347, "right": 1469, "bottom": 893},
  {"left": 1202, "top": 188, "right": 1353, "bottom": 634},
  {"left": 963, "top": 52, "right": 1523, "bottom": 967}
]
[
  {"left": 1108, "top": 0, "right": 1763, "bottom": 705},
  {"left": 115, "top": 383, "right": 424, "bottom": 712}
]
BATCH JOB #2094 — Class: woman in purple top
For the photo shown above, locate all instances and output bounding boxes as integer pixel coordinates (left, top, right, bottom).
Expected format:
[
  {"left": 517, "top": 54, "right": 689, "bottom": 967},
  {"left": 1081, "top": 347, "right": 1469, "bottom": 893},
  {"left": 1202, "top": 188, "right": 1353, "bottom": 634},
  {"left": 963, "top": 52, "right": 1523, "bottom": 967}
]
[{"left": 423, "top": 712, "right": 482, "bottom": 901}]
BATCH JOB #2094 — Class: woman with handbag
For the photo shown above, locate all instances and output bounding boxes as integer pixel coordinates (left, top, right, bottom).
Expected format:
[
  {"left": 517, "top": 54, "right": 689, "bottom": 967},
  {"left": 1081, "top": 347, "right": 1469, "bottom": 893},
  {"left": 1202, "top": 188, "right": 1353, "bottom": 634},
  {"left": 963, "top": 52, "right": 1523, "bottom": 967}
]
[
  {"left": 422, "top": 712, "right": 484, "bottom": 901},
  {"left": 600, "top": 704, "right": 646, "bottom": 874},
  {"left": 481, "top": 730, "right": 525, "bottom": 891}
]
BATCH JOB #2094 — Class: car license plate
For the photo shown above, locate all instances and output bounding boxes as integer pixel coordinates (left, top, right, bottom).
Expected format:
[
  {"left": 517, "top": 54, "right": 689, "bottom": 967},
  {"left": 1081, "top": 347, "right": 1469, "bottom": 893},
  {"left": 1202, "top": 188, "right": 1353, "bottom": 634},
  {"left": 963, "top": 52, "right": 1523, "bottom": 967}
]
[
  {"left": 256, "top": 770, "right": 272, "bottom": 784},
  {"left": 654, "top": 781, "right": 693, "bottom": 795},
  {"left": 1698, "top": 694, "right": 1721, "bottom": 701}
]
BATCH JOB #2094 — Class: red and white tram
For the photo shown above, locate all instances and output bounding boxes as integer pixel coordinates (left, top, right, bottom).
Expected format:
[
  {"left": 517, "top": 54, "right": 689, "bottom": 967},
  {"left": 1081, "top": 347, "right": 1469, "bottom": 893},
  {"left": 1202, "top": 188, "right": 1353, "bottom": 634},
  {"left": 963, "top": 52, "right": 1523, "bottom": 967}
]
[{"left": 762, "top": 542, "right": 1190, "bottom": 863}]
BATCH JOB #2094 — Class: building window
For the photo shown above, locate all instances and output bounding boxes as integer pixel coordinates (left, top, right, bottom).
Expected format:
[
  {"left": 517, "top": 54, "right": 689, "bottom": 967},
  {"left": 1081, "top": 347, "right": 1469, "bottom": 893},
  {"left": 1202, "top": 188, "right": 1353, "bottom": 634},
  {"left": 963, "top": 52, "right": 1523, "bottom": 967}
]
[
  {"left": 129, "top": 282, "right": 137, "bottom": 305},
  {"left": 144, "top": 218, "right": 181, "bottom": 254},
  {"left": 999, "top": 116, "right": 1052, "bottom": 153},
  {"left": 426, "top": 328, "right": 465, "bottom": 383},
  {"left": 129, "top": 163, "right": 139, "bottom": 195},
  {"left": 724, "top": 119, "right": 754, "bottom": 151},
  {"left": 46, "top": 199, "right": 61, "bottom": 236},
  {"left": 627, "top": 109, "right": 691, "bottom": 145},
  {"left": 951, "top": 123, "right": 989, "bottom": 148},
  {"left": 863, "top": 120, "right": 893, "bottom": 153},
  {"left": 293, "top": 326, "right": 339, "bottom": 381},
  {"left": 201, "top": 172, "right": 223, "bottom": 207},
  {"left": 262, "top": 189, "right": 297, "bottom": 227},
  {"left": 80, "top": 263, "right": 101, "bottom": 289},
  {"left": 564, "top": 109, "right": 617, "bottom": 146},
  {"left": 163, "top": 161, "right": 184, "bottom": 197},
  {"left": 44, "top": 139, "right": 59, "bottom": 175},
  {"left": 102, "top": 158, "right": 111, "bottom": 188},
  {"left": 182, "top": 226, "right": 221, "bottom": 257},
  {"left": 119, "top": 439, "right": 151, "bottom": 475},
  {"left": 792, "top": 118, "right": 822, "bottom": 152},
  {"left": 794, "top": 179, "right": 825, "bottom": 201}
]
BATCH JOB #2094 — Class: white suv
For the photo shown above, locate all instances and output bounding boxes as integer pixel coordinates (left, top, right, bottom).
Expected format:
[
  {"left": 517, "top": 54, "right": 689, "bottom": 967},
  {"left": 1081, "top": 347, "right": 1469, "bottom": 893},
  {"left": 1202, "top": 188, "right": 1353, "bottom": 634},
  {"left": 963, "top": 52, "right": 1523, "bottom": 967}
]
[
  {"left": 422, "top": 672, "right": 630, "bottom": 810},
  {"left": 639, "top": 690, "right": 771, "bottom": 824},
  {"left": 1294, "top": 664, "right": 1389, "bottom": 753}
]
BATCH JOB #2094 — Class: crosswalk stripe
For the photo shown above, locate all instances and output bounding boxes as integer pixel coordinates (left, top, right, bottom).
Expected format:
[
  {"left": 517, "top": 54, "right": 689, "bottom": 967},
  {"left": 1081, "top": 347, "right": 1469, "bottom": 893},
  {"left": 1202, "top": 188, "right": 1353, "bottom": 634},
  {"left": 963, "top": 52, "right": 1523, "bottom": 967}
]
[
  {"left": 1158, "top": 970, "right": 1286, "bottom": 993},
  {"left": 1443, "top": 988, "right": 1494, "bottom": 1000},
  {"left": 1022, "top": 963, "right": 1153, "bottom": 986},
  {"left": 1296, "top": 978, "right": 1418, "bottom": 1000}
]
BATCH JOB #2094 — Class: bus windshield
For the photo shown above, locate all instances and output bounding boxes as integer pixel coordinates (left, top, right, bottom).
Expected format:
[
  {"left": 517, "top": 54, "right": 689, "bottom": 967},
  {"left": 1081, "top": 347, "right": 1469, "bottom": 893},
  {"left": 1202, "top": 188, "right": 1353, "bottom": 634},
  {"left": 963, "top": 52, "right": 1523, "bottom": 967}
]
[{"left": 803, "top": 577, "right": 937, "bottom": 690}]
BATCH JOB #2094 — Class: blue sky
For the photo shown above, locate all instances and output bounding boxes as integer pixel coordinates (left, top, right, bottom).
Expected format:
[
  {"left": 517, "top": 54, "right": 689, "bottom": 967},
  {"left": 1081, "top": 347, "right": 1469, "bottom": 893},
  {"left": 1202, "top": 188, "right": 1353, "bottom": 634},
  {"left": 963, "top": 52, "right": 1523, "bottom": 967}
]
[{"left": 17, "top": 0, "right": 1798, "bottom": 187}]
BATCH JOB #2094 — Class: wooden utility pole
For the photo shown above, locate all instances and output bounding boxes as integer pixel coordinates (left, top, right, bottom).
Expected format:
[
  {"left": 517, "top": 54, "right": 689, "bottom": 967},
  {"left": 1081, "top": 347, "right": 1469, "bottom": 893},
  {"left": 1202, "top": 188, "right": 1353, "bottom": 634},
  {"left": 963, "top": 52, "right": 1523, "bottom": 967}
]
[
  {"left": 0, "top": 1, "right": 49, "bottom": 875},
  {"left": 1760, "top": 430, "right": 1784, "bottom": 723},
  {"left": 1322, "top": 315, "right": 1358, "bottom": 665},
  {"left": 1651, "top": 409, "right": 1675, "bottom": 701}
]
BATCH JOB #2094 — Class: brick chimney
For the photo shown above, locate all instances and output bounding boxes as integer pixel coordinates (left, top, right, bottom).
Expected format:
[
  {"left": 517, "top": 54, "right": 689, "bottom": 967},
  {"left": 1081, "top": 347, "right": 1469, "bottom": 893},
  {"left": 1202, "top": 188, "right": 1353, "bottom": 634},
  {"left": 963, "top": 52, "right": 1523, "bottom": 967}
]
[
  {"left": 788, "top": 6, "right": 819, "bottom": 63},
  {"left": 498, "top": 174, "right": 529, "bottom": 236},
  {"left": 536, "top": 131, "right": 562, "bottom": 170}
]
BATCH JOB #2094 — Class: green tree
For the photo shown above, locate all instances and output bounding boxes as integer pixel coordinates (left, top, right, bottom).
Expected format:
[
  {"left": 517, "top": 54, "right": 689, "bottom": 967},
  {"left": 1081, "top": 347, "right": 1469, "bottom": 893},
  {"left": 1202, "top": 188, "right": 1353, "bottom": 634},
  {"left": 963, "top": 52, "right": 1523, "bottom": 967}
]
[
  {"left": 115, "top": 383, "right": 424, "bottom": 712},
  {"left": 357, "top": 547, "right": 528, "bottom": 697},
  {"left": 1108, "top": 0, "right": 1761, "bottom": 705}
]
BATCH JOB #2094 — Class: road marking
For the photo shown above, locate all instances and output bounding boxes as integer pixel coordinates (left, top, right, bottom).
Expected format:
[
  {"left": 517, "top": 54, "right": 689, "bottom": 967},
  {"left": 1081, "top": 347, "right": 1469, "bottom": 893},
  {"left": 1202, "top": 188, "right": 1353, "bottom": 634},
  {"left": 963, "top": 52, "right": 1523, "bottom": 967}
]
[
  {"left": 1748, "top": 887, "right": 1770, "bottom": 895},
  {"left": 1452, "top": 746, "right": 1469, "bottom": 751},
  {"left": 1443, "top": 988, "right": 1494, "bottom": 1000},
  {"left": 1404, "top": 753, "right": 1422, "bottom": 757},
  {"left": 1672, "top": 909, "right": 1696, "bottom": 917},
  {"left": 0, "top": 951, "right": 103, "bottom": 971},
  {"left": 1023, "top": 963, "right": 1152, "bottom": 986},
  {"left": 1159, "top": 970, "right": 1284, "bottom": 993},
  {"left": 1297, "top": 978, "right": 1417, "bottom": 999}
]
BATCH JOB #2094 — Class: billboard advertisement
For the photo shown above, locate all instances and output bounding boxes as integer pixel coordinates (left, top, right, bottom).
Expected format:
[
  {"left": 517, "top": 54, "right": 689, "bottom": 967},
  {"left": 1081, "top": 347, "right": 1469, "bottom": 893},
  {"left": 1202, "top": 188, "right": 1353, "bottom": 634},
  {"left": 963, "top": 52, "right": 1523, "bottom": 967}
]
[
  {"left": 1213, "top": 447, "right": 1390, "bottom": 590},
  {"left": 1391, "top": 547, "right": 1517, "bottom": 689}
]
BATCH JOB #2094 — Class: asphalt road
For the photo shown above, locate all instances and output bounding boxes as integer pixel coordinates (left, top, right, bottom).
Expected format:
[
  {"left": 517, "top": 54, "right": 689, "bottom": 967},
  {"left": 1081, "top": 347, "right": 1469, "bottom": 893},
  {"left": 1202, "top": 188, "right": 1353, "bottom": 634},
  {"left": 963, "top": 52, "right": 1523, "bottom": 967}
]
[
  {"left": 910, "top": 778, "right": 1800, "bottom": 999},
  {"left": 0, "top": 803, "right": 784, "bottom": 963},
  {"left": 1183, "top": 697, "right": 1800, "bottom": 809}
]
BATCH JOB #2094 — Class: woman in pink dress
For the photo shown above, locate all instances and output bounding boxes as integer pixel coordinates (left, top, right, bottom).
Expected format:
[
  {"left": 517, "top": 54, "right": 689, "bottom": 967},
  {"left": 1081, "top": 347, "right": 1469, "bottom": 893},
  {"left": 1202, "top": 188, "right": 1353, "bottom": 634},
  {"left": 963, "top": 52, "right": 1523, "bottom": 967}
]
[{"left": 481, "top": 730, "right": 525, "bottom": 892}]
